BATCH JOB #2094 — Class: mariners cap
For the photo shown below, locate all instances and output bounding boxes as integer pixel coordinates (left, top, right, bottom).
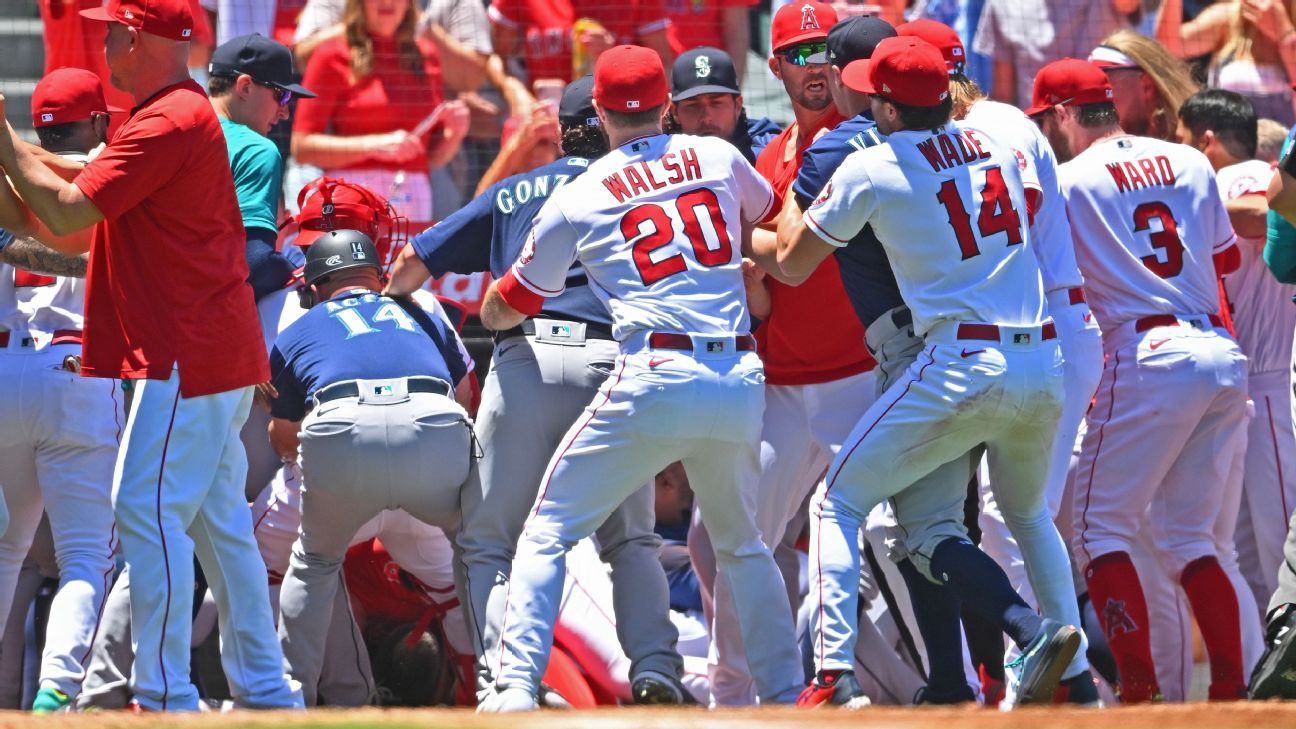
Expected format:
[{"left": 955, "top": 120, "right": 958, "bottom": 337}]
[
  {"left": 31, "top": 68, "right": 122, "bottom": 128},
  {"left": 295, "top": 177, "right": 385, "bottom": 248},
  {"left": 558, "top": 75, "right": 599, "bottom": 126},
  {"left": 80, "top": 0, "right": 194, "bottom": 42},
  {"left": 770, "top": 1, "right": 837, "bottom": 53},
  {"left": 1088, "top": 44, "right": 1141, "bottom": 70},
  {"left": 672, "top": 47, "right": 741, "bottom": 101},
  {"left": 897, "top": 19, "right": 965, "bottom": 74},
  {"left": 209, "top": 33, "right": 315, "bottom": 98},
  {"left": 1025, "top": 58, "right": 1114, "bottom": 117},
  {"left": 594, "top": 45, "right": 669, "bottom": 113},
  {"left": 302, "top": 230, "right": 381, "bottom": 287},
  {"left": 824, "top": 16, "right": 896, "bottom": 67},
  {"left": 843, "top": 36, "right": 949, "bottom": 107}
]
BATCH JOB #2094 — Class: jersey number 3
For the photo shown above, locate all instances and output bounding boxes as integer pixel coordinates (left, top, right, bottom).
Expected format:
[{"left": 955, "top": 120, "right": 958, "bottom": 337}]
[
  {"left": 935, "top": 166, "right": 1023, "bottom": 260},
  {"left": 1132, "top": 201, "right": 1184, "bottom": 279},
  {"left": 621, "top": 188, "right": 731, "bottom": 285}
]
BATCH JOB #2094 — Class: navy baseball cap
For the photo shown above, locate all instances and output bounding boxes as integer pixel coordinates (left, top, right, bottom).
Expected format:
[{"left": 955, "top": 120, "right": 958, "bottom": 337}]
[
  {"left": 209, "top": 33, "right": 315, "bottom": 98},
  {"left": 672, "top": 47, "right": 741, "bottom": 101},
  {"left": 559, "top": 75, "right": 598, "bottom": 127},
  {"left": 820, "top": 16, "right": 897, "bottom": 67}
]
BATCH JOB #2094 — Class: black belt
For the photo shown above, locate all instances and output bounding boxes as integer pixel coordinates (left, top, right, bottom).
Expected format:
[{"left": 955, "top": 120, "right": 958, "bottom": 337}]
[
  {"left": 494, "top": 318, "right": 616, "bottom": 343},
  {"left": 314, "top": 377, "right": 452, "bottom": 405}
]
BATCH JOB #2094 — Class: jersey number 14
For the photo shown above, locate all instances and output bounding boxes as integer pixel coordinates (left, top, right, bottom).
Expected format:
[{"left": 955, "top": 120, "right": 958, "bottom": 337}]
[
  {"left": 621, "top": 188, "right": 732, "bottom": 285},
  {"left": 331, "top": 302, "right": 420, "bottom": 338},
  {"left": 935, "top": 166, "right": 1023, "bottom": 260}
]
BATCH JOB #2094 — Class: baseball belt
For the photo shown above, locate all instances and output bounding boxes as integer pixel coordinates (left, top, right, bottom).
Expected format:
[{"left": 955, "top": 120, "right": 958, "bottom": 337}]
[
  {"left": 494, "top": 318, "right": 615, "bottom": 344},
  {"left": 314, "top": 376, "right": 452, "bottom": 405}
]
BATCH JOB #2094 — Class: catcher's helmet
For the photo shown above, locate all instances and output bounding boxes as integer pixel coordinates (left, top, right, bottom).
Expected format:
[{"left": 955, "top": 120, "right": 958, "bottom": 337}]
[{"left": 302, "top": 229, "right": 382, "bottom": 287}]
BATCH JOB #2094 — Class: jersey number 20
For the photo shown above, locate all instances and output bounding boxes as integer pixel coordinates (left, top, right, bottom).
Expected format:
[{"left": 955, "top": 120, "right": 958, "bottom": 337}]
[
  {"left": 935, "top": 166, "right": 1024, "bottom": 260},
  {"left": 621, "top": 188, "right": 731, "bottom": 285}
]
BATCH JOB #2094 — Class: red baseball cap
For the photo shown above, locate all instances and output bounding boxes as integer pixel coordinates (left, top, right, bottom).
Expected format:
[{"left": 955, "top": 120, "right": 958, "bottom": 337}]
[
  {"left": 31, "top": 68, "right": 122, "bottom": 128},
  {"left": 771, "top": 2, "right": 837, "bottom": 53},
  {"left": 1025, "top": 58, "right": 1114, "bottom": 117},
  {"left": 896, "top": 19, "right": 965, "bottom": 74},
  {"left": 594, "top": 45, "right": 669, "bottom": 113},
  {"left": 81, "top": 0, "right": 195, "bottom": 43},
  {"left": 843, "top": 36, "right": 950, "bottom": 107}
]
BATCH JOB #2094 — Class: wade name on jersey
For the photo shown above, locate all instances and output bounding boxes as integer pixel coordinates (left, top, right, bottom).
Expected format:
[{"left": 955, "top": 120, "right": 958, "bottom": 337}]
[
  {"left": 915, "top": 128, "right": 994, "bottom": 171},
  {"left": 601, "top": 146, "right": 704, "bottom": 203}
]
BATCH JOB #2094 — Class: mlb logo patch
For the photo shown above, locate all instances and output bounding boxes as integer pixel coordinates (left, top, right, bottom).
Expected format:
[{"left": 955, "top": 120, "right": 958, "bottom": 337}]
[
  {"left": 372, "top": 384, "right": 394, "bottom": 397},
  {"left": 351, "top": 241, "right": 368, "bottom": 260},
  {"left": 549, "top": 324, "right": 573, "bottom": 338},
  {"left": 182, "top": 29, "right": 192, "bottom": 38},
  {"left": 627, "top": 100, "right": 641, "bottom": 109},
  {"left": 706, "top": 341, "right": 724, "bottom": 352},
  {"left": 40, "top": 113, "right": 54, "bottom": 123},
  {"left": 1013, "top": 333, "right": 1032, "bottom": 344}
]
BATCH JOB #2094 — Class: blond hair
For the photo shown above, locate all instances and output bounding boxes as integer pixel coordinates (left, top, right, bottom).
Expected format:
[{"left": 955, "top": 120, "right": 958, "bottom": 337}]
[
  {"left": 1100, "top": 30, "right": 1200, "bottom": 140},
  {"left": 1219, "top": 0, "right": 1296, "bottom": 65},
  {"left": 949, "top": 75, "right": 985, "bottom": 120},
  {"left": 1257, "top": 117, "right": 1290, "bottom": 163},
  {"left": 343, "top": 0, "right": 423, "bottom": 82}
]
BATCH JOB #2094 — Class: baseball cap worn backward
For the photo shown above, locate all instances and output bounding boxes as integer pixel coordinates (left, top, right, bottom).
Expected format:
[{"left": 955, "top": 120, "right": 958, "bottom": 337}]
[
  {"left": 594, "top": 45, "right": 669, "bottom": 114},
  {"left": 31, "top": 68, "right": 122, "bottom": 128},
  {"left": 896, "top": 18, "right": 965, "bottom": 73},
  {"left": 771, "top": 1, "right": 837, "bottom": 53},
  {"left": 209, "top": 33, "right": 316, "bottom": 98},
  {"left": 559, "top": 75, "right": 599, "bottom": 126},
  {"left": 845, "top": 36, "right": 949, "bottom": 107},
  {"left": 672, "top": 47, "right": 741, "bottom": 101},
  {"left": 303, "top": 229, "right": 382, "bottom": 286},
  {"left": 80, "top": 0, "right": 194, "bottom": 42},
  {"left": 1025, "top": 58, "right": 1114, "bottom": 117},
  {"left": 823, "top": 16, "right": 897, "bottom": 67}
]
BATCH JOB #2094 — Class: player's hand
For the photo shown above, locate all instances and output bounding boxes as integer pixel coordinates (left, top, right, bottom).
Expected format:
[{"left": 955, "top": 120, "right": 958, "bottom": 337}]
[
  {"left": 520, "top": 104, "right": 561, "bottom": 146},
  {"left": 253, "top": 381, "right": 279, "bottom": 411},
  {"left": 441, "top": 100, "right": 471, "bottom": 140},
  {"left": 577, "top": 26, "right": 616, "bottom": 60},
  {"left": 1243, "top": 0, "right": 1295, "bottom": 41},
  {"left": 372, "top": 130, "right": 426, "bottom": 165},
  {"left": 460, "top": 90, "right": 501, "bottom": 119},
  {"left": 741, "top": 257, "right": 767, "bottom": 284}
]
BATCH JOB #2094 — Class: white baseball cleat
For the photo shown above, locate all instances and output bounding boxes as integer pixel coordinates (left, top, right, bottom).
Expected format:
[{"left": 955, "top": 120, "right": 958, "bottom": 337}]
[{"left": 477, "top": 686, "right": 539, "bottom": 713}]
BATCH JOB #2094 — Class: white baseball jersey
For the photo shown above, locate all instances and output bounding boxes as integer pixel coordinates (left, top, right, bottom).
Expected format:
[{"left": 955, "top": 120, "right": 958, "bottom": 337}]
[
  {"left": 509, "top": 133, "right": 773, "bottom": 340},
  {"left": 803, "top": 121, "right": 1047, "bottom": 336},
  {"left": 1218, "top": 159, "right": 1294, "bottom": 375},
  {"left": 0, "top": 151, "right": 89, "bottom": 336},
  {"left": 1059, "top": 136, "right": 1236, "bottom": 332},
  {"left": 964, "top": 99, "right": 1084, "bottom": 293}
]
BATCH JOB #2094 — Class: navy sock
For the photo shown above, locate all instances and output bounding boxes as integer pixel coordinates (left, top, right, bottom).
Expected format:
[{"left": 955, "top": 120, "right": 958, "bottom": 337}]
[
  {"left": 929, "top": 538, "right": 1042, "bottom": 650},
  {"left": 897, "top": 558, "right": 969, "bottom": 696}
]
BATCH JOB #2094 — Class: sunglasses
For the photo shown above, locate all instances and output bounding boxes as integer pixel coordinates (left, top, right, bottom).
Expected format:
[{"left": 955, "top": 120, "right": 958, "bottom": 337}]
[
  {"left": 780, "top": 42, "right": 828, "bottom": 67},
  {"left": 254, "top": 79, "right": 293, "bottom": 107}
]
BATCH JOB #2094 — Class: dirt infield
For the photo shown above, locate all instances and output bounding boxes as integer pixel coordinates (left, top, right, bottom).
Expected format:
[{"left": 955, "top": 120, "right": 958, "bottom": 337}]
[{"left": 2, "top": 704, "right": 1296, "bottom": 729}]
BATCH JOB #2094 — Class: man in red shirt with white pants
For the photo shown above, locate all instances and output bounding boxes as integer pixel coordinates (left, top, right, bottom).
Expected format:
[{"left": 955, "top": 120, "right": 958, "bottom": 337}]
[{"left": 0, "top": 0, "right": 300, "bottom": 712}]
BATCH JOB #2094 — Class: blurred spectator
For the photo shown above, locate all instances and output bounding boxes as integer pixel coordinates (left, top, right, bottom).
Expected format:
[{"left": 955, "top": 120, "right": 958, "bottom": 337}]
[
  {"left": 1157, "top": 0, "right": 1296, "bottom": 125},
  {"left": 487, "top": 0, "right": 673, "bottom": 87},
  {"left": 973, "top": 0, "right": 1139, "bottom": 108},
  {"left": 664, "top": 47, "right": 781, "bottom": 163},
  {"left": 295, "top": 0, "right": 492, "bottom": 94},
  {"left": 1090, "top": 30, "right": 1200, "bottom": 142},
  {"left": 1258, "top": 116, "right": 1289, "bottom": 161},
  {"left": 665, "top": 0, "right": 755, "bottom": 78},
  {"left": 291, "top": 0, "right": 470, "bottom": 224},
  {"left": 201, "top": 0, "right": 308, "bottom": 47},
  {"left": 473, "top": 103, "right": 562, "bottom": 194}
]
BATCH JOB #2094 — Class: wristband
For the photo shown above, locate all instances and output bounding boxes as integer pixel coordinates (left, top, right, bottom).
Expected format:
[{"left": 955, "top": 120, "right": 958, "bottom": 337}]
[{"left": 0, "top": 228, "right": 13, "bottom": 252}]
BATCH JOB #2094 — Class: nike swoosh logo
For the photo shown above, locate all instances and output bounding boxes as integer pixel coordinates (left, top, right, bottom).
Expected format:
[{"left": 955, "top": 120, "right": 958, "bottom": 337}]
[
  {"left": 1149, "top": 339, "right": 1170, "bottom": 350},
  {"left": 1083, "top": 313, "right": 1093, "bottom": 323},
  {"left": 648, "top": 357, "right": 673, "bottom": 368},
  {"left": 960, "top": 348, "right": 986, "bottom": 358}
]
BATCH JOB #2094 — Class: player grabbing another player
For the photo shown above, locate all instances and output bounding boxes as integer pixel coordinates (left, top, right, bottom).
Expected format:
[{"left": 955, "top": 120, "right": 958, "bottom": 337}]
[
  {"left": 475, "top": 44, "right": 804, "bottom": 712},
  {"left": 1033, "top": 58, "right": 1250, "bottom": 702},
  {"left": 774, "top": 36, "right": 1082, "bottom": 708}
]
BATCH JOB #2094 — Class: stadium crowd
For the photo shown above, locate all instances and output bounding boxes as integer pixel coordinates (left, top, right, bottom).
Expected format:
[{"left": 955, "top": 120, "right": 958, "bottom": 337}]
[{"left": 2, "top": 0, "right": 1296, "bottom": 713}]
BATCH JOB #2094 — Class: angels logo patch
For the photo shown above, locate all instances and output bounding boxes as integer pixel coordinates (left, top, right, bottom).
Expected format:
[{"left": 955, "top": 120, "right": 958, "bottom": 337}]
[
  {"left": 518, "top": 232, "right": 537, "bottom": 265},
  {"left": 812, "top": 180, "right": 833, "bottom": 208},
  {"left": 1014, "top": 148, "right": 1028, "bottom": 172}
]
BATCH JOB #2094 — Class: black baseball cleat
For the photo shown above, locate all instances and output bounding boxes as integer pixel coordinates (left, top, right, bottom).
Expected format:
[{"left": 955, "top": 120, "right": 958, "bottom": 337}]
[
  {"left": 1250, "top": 603, "right": 1296, "bottom": 699},
  {"left": 1010, "top": 619, "right": 1081, "bottom": 705},
  {"left": 913, "top": 684, "right": 976, "bottom": 705},
  {"left": 631, "top": 670, "right": 697, "bottom": 705},
  {"left": 797, "top": 670, "right": 871, "bottom": 709},
  {"left": 1059, "top": 671, "right": 1101, "bottom": 707}
]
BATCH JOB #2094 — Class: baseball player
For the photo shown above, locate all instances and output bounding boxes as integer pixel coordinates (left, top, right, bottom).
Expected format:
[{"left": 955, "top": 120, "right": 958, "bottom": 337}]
[
  {"left": 0, "top": 68, "right": 124, "bottom": 714},
  {"left": 1177, "top": 89, "right": 1296, "bottom": 613},
  {"left": 269, "top": 230, "right": 476, "bottom": 706},
  {"left": 1032, "top": 58, "right": 1250, "bottom": 702},
  {"left": 206, "top": 32, "right": 314, "bottom": 300},
  {"left": 476, "top": 44, "right": 803, "bottom": 712},
  {"left": 386, "top": 76, "right": 690, "bottom": 705},
  {"left": 666, "top": 47, "right": 781, "bottom": 164},
  {"left": 774, "top": 36, "right": 1081, "bottom": 708},
  {"left": 0, "top": 0, "right": 299, "bottom": 710},
  {"left": 896, "top": 19, "right": 1101, "bottom": 703}
]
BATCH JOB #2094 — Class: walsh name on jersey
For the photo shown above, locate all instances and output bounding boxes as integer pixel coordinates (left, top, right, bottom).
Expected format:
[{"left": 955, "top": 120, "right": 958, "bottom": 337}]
[{"left": 601, "top": 147, "right": 703, "bottom": 203}]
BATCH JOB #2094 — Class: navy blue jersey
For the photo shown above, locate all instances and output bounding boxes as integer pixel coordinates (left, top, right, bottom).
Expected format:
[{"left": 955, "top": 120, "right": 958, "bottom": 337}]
[
  {"left": 793, "top": 113, "right": 904, "bottom": 329},
  {"left": 269, "top": 290, "right": 467, "bottom": 421},
  {"left": 732, "top": 115, "right": 782, "bottom": 164},
  {"left": 409, "top": 156, "right": 609, "bottom": 325}
]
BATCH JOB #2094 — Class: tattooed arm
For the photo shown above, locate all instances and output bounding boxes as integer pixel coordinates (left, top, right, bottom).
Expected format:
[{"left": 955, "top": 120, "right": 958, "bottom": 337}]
[{"left": 0, "top": 234, "right": 88, "bottom": 277}]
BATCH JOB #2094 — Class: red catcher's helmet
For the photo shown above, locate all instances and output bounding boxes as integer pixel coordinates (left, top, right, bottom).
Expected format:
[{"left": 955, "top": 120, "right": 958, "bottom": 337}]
[{"left": 293, "top": 176, "right": 409, "bottom": 270}]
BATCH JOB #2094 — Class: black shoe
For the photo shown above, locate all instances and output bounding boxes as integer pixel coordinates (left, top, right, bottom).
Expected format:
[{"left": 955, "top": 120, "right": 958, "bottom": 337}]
[
  {"left": 1250, "top": 604, "right": 1296, "bottom": 699},
  {"left": 1060, "top": 671, "right": 1101, "bottom": 707},
  {"left": 631, "top": 670, "right": 697, "bottom": 705},
  {"left": 913, "top": 684, "right": 976, "bottom": 705}
]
